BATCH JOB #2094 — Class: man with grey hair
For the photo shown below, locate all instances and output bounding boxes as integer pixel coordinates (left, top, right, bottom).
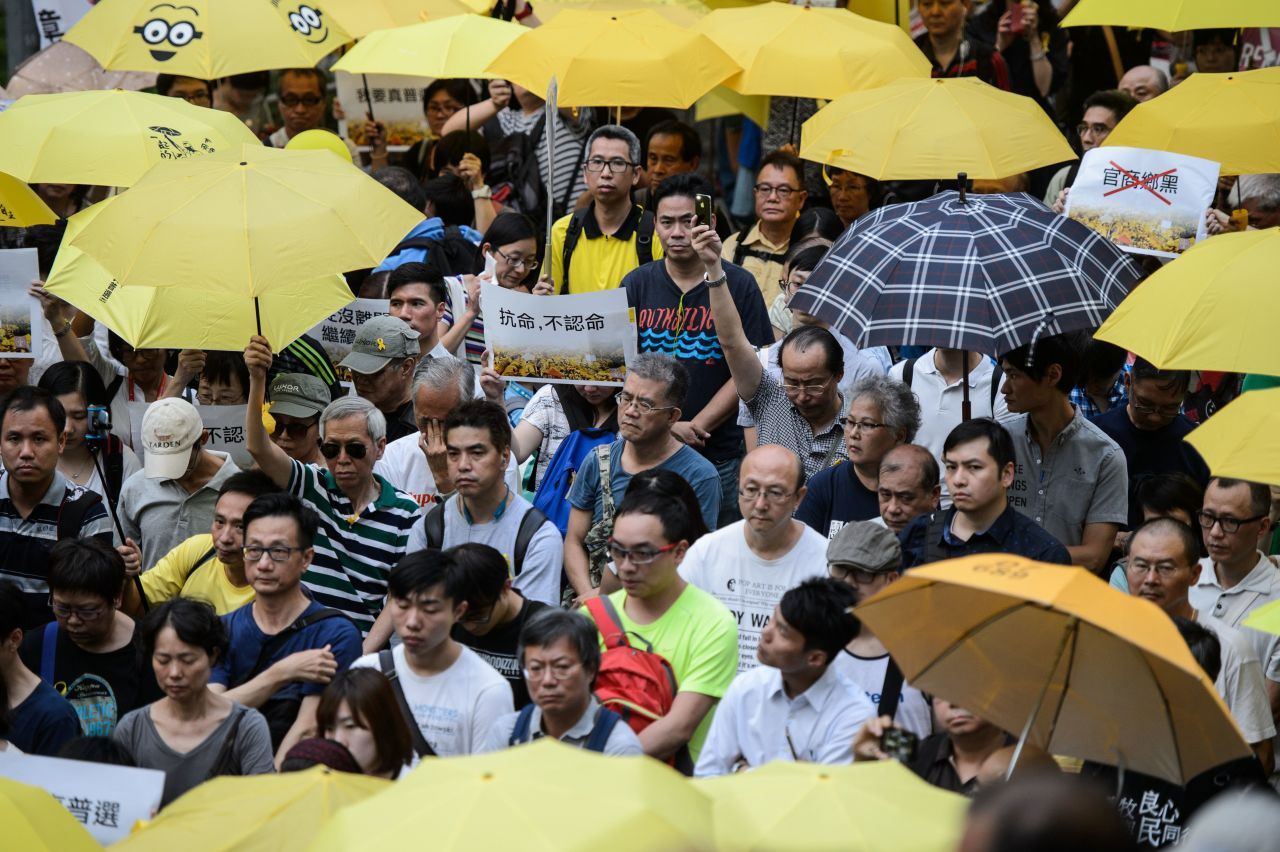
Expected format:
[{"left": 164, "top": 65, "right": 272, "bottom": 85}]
[
  {"left": 1234, "top": 174, "right": 1280, "bottom": 231},
  {"left": 375, "top": 354, "right": 519, "bottom": 508},
  {"left": 875, "top": 444, "right": 942, "bottom": 534},
  {"left": 545, "top": 124, "right": 660, "bottom": 295},
  {"left": 244, "top": 335, "right": 422, "bottom": 649},
  {"left": 1117, "top": 64, "right": 1169, "bottom": 103}
]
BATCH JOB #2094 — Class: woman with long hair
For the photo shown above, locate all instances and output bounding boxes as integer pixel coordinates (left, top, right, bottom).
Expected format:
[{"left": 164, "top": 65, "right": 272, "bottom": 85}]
[{"left": 316, "top": 669, "right": 414, "bottom": 779}]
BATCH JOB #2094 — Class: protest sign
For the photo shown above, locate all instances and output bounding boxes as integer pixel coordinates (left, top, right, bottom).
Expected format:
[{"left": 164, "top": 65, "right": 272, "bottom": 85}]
[
  {"left": 29, "top": 0, "right": 94, "bottom": 50},
  {"left": 0, "top": 248, "right": 41, "bottom": 358},
  {"left": 128, "top": 401, "right": 254, "bottom": 469},
  {"left": 335, "top": 71, "right": 431, "bottom": 152},
  {"left": 0, "top": 750, "right": 164, "bottom": 845},
  {"left": 1065, "top": 146, "right": 1219, "bottom": 259},
  {"left": 306, "top": 298, "right": 390, "bottom": 384},
  {"left": 483, "top": 287, "right": 636, "bottom": 386}
]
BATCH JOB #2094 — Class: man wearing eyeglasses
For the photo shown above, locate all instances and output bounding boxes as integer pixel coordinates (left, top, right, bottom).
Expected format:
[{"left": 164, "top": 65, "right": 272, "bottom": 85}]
[
  {"left": 156, "top": 73, "right": 212, "bottom": 107},
  {"left": 546, "top": 125, "right": 664, "bottom": 295},
  {"left": 720, "top": 150, "right": 807, "bottom": 307},
  {"left": 267, "top": 68, "right": 328, "bottom": 148}
]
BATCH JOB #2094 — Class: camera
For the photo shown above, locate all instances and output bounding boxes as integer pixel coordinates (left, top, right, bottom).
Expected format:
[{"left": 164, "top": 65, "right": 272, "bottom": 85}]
[
  {"left": 85, "top": 405, "right": 111, "bottom": 451},
  {"left": 880, "top": 727, "right": 919, "bottom": 764}
]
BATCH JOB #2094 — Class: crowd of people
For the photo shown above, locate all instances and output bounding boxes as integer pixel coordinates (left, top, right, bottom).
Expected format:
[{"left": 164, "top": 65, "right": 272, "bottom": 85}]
[{"left": 2, "top": 0, "right": 1280, "bottom": 848}]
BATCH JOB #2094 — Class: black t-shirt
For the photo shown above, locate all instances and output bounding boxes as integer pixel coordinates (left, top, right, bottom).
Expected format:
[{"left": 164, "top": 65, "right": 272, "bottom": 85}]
[
  {"left": 451, "top": 597, "right": 549, "bottom": 709},
  {"left": 385, "top": 399, "right": 417, "bottom": 443},
  {"left": 19, "top": 620, "right": 160, "bottom": 737},
  {"left": 1091, "top": 407, "right": 1211, "bottom": 529},
  {"left": 622, "top": 260, "right": 773, "bottom": 462},
  {"left": 795, "top": 462, "right": 880, "bottom": 539}
]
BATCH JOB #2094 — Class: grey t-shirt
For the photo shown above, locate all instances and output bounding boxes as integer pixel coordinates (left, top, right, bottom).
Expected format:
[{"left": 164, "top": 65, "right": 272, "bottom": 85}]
[{"left": 113, "top": 702, "right": 274, "bottom": 805}]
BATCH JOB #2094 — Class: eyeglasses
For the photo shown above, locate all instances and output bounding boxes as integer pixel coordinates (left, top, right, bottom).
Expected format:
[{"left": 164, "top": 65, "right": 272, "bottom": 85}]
[
  {"left": 738, "top": 485, "right": 797, "bottom": 504},
  {"left": 585, "top": 157, "right": 636, "bottom": 174},
  {"left": 494, "top": 247, "right": 539, "bottom": 271},
  {"left": 1076, "top": 122, "right": 1112, "bottom": 137},
  {"left": 1195, "top": 510, "right": 1268, "bottom": 534},
  {"left": 780, "top": 377, "right": 833, "bottom": 396},
  {"left": 49, "top": 596, "right": 107, "bottom": 621},
  {"left": 840, "top": 418, "right": 891, "bottom": 434},
  {"left": 272, "top": 417, "right": 318, "bottom": 440},
  {"left": 829, "top": 564, "right": 882, "bottom": 585},
  {"left": 173, "top": 91, "right": 211, "bottom": 105},
  {"left": 425, "top": 100, "right": 462, "bottom": 116},
  {"left": 243, "top": 545, "right": 305, "bottom": 562},
  {"left": 607, "top": 539, "right": 679, "bottom": 566},
  {"left": 523, "top": 661, "right": 581, "bottom": 681},
  {"left": 1125, "top": 561, "right": 1184, "bottom": 579},
  {"left": 615, "top": 392, "right": 676, "bottom": 415},
  {"left": 280, "top": 93, "right": 323, "bottom": 108},
  {"left": 753, "top": 184, "right": 801, "bottom": 198},
  {"left": 1129, "top": 395, "right": 1182, "bottom": 418},
  {"left": 779, "top": 278, "right": 806, "bottom": 293},
  {"left": 320, "top": 441, "right": 369, "bottom": 460}
]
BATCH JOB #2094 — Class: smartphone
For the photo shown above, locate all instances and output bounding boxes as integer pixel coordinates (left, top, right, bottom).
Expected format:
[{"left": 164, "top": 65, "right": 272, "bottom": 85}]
[
  {"left": 1008, "top": 1, "right": 1025, "bottom": 35},
  {"left": 695, "top": 193, "right": 713, "bottom": 229},
  {"left": 880, "top": 727, "right": 919, "bottom": 764}
]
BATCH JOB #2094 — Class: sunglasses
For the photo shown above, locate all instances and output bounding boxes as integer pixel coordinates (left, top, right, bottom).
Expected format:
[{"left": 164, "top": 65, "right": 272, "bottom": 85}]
[
  {"left": 272, "top": 418, "right": 318, "bottom": 440},
  {"left": 319, "top": 441, "right": 368, "bottom": 460}
]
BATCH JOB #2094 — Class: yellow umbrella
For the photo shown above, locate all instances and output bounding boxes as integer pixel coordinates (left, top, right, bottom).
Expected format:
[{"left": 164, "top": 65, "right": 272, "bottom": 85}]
[
  {"left": 46, "top": 199, "right": 354, "bottom": 352},
  {"left": 114, "top": 767, "right": 387, "bottom": 852},
  {"left": 1061, "top": 0, "right": 1280, "bottom": 30},
  {"left": 801, "top": 77, "right": 1076, "bottom": 181},
  {"left": 1244, "top": 591, "right": 1280, "bottom": 637},
  {"left": 1102, "top": 69, "right": 1280, "bottom": 175},
  {"left": 856, "top": 554, "right": 1251, "bottom": 785},
  {"left": 64, "top": 0, "right": 352, "bottom": 78},
  {"left": 332, "top": 15, "right": 526, "bottom": 79},
  {"left": 484, "top": 9, "right": 740, "bottom": 108},
  {"left": 0, "top": 172, "right": 57, "bottom": 227},
  {"left": 1094, "top": 228, "right": 1280, "bottom": 375},
  {"left": 309, "top": 739, "right": 713, "bottom": 852},
  {"left": 696, "top": 3, "right": 929, "bottom": 100},
  {"left": 0, "top": 89, "right": 261, "bottom": 187},
  {"left": 695, "top": 86, "right": 770, "bottom": 128},
  {"left": 325, "top": 0, "right": 491, "bottom": 37},
  {"left": 540, "top": 0, "right": 710, "bottom": 27},
  {"left": 0, "top": 776, "right": 100, "bottom": 852},
  {"left": 697, "top": 761, "right": 967, "bottom": 852},
  {"left": 1183, "top": 388, "right": 1280, "bottom": 486},
  {"left": 69, "top": 144, "right": 423, "bottom": 299}
]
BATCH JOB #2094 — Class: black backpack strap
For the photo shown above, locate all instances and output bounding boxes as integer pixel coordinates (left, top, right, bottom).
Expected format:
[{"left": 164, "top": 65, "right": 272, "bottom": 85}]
[
  {"left": 902, "top": 355, "right": 920, "bottom": 388},
  {"left": 246, "top": 608, "right": 347, "bottom": 682},
  {"left": 509, "top": 704, "right": 537, "bottom": 746},
  {"left": 584, "top": 706, "right": 623, "bottom": 753},
  {"left": 560, "top": 207, "right": 591, "bottom": 294},
  {"left": 106, "top": 373, "right": 125, "bottom": 402},
  {"left": 511, "top": 506, "right": 549, "bottom": 578},
  {"left": 989, "top": 361, "right": 1003, "bottom": 413},
  {"left": 877, "top": 657, "right": 905, "bottom": 721},
  {"left": 923, "top": 512, "right": 951, "bottom": 567},
  {"left": 57, "top": 489, "right": 103, "bottom": 541},
  {"left": 207, "top": 706, "right": 247, "bottom": 779},
  {"left": 730, "top": 223, "right": 753, "bottom": 267},
  {"left": 381, "top": 649, "right": 437, "bottom": 758},
  {"left": 422, "top": 502, "right": 446, "bottom": 549},
  {"left": 635, "top": 210, "right": 655, "bottom": 266}
]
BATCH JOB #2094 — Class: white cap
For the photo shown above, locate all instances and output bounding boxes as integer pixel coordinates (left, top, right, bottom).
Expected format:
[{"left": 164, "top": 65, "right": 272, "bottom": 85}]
[{"left": 141, "top": 398, "right": 204, "bottom": 480}]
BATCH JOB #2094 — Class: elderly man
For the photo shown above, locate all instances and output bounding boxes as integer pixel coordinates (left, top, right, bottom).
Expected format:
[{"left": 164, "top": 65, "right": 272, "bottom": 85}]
[
  {"left": 1117, "top": 65, "right": 1169, "bottom": 102},
  {"left": 480, "top": 609, "right": 642, "bottom": 755},
  {"left": 876, "top": 445, "right": 942, "bottom": 534},
  {"left": 721, "top": 150, "right": 806, "bottom": 306},
  {"left": 679, "top": 445, "right": 829, "bottom": 672},
  {"left": 244, "top": 335, "right": 422, "bottom": 649},
  {"left": 340, "top": 315, "right": 421, "bottom": 443},
  {"left": 1235, "top": 174, "right": 1280, "bottom": 231},
  {"left": 268, "top": 68, "right": 331, "bottom": 148},
  {"left": 1126, "top": 517, "right": 1275, "bottom": 773}
]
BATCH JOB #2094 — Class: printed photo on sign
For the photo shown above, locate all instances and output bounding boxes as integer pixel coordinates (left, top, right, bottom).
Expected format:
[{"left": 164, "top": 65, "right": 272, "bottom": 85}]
[
  {"left": 483, "top": 286, "right": 636, "bottom": 387},
  {"left": 306, "top": 297, "right": 389, "bottom": 384},
  {"left": 335, "top": 71, "right": 432, "bottom": 152},
  {"left": 0, "top": 248, "right": 41, "bottom": 358},
  {"left": 1065, "top": 146, "right": 1219, "bottom": 259}
]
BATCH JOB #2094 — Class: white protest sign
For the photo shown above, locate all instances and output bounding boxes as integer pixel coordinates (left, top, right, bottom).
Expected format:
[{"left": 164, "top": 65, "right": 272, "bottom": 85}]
[
  {"left": 0, "top": 750, "right": 164, "bottom": 845},
  {"left": 0, "top": 248, "right": 42, "bottom": 358},
  {"left": 483, "top": 287, "right": 636, "bottom": 386},
  {"left": 29, "top": 0, "right": 94, "bottom": 50},
  {"left": 335, "top": 71, "right": 431, "bottom": 153},
  {"left": 128, "top": 401, "right": 254, "bottom": 469},
  {"left": 1065, "top": 146, "right": 1219, "bottom": 259},
  {"left": 306, "top": 298, "right": 389, "bottom": 385}
]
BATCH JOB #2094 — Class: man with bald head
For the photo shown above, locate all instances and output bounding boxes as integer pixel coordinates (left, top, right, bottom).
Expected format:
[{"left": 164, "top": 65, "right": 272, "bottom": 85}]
[
  {"left": 679, "top": 444, "right": 830, "bottom": 672},
  {"left": 1118, "top": 65, "right": 1169, "bottom": 103},
  {"left": 876, "top": 445, "right": 941, "bottom": 534}
]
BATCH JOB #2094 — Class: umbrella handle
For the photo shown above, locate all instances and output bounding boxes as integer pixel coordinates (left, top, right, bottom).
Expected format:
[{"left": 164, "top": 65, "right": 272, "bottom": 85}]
[
  {"left": 957, "top": 172, "right": 967, "bottom": 204},
  {"left": 254, "top": 297, "right": 262, "bottom": 338}
]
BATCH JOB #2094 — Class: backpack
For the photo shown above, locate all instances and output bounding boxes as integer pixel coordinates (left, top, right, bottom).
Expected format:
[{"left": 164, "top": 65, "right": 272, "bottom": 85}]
[
  {"left": 56, "top": 489, "right": 105, "bottom": 540},
  {"left": 730, "top": 223, "right": 787, "bottom": 268},
  {"left": 485, "top": 113, "right": 547, "bottom": 223},
  {"left": 902, "top": 354, "right": 1002, "bottom": 413},
  {"left": 531, "top": 427, "right": 617, "bottom": 535},
  {"left": 560, "top": 206, "right": 655, "bottom": 294},
  {"left": 379, "top": 649, "right": 437, "bottom": 758},
  {"left": 389, "top": 227, "right": 480, "bottom": 277},
  {"left": 419, "top": 501, "right": 549, "bottom": 577},
  {"left": 508, "top": 702, "right": 623, "bottom": 752}
]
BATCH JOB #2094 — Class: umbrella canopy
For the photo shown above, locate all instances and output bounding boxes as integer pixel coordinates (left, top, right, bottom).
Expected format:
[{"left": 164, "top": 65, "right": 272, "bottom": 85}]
[
  {"left": 1102, "top": 69, "right": 1280, "bottom": 176},
  {"left": 789, "top": 190, "right": 1145, "bottom": 356},
  {"left": 1183, "top": 388, "right": 1280, "bottom": 486},
  {"left": 0, "top": 89, "right": 261, "bottom": 187},
  {"left": 1094, "top": 228, "right": 1280, "bottom": 375},
  {"left": 800, "top": 77, "right": 1076, "bottom": 181},
  {"left": 332, "top": 15, "right": 526, "bottom": 79},
  {"left": 0, "top": 172, "right": 57, "bottom": 227},
  {"left": 114, "top": 766, "right": 388, "bottom": 852},
  {"left": 324, "top": 0, "right": 491, "bottom": 37},
  {"left": 65, "top": 0, "right": 352, "bottom": 78},
  {"left": 856, "top": 554, "right": 1252, "bottom": 785},
  {"left": 2, "top": 40, "right": 156, "bottom": 98},
  {"left": 308, "top": 739, "right": 713, "bottom": 852},
  {"left": 696, "top": 760, "right": 968, "bottom": 852},
  {"left": 695, "top": 3, "right": 929, "bottom": 100},
  {"left": 540, "top": 0, "right": 709, "bottom": 27},
  {"left": 1061, "top": 0, "right": 1280, "bottom": 30},
  {"left": 1245, "top": 593, "right": 1280, "bottom": 637},
  {"left": 69, "top": 144, "right": 423, "bottom": 296},
  {"left": 46, "top": 199, "right": 354, "bottom": 352},
  {"left": 484, "top": 9, "right": 740, "bottom": 108},
  {"left": 0, "top": 776, "right": 100, "bottom": 852}
]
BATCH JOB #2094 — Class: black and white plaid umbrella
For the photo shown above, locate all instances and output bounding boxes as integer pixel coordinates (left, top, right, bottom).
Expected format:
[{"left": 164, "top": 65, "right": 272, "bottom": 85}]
[{"left": 790, "top": 190, "right": 1146, "bottom": 357}]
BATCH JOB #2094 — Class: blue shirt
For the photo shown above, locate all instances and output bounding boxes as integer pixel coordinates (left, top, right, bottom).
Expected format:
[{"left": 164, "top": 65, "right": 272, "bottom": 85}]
[
  {"left": 900, "top": 505, "right": 1071, "bottom": 570},
  {"left": 211, "top": 600, "right": 363, "bottom": 701},
  {"left": 374, "top": 216, "right": 484, "bottom": 273},
  {"left": 8, "top": 679, "right": 81, "bottom": 756},
  {"left": 568, "top": 439, "right": 721, "bottom": 531},
  {"left": 1091, "top": 406, "right": 1210, "bottom": 529},
  {"left": 795, "top": 462, "right": 880, "bottom": 540}
]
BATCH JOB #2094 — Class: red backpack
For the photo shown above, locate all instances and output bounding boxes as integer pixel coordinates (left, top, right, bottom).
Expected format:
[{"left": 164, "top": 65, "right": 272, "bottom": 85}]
[{"left": 585, "top": 596, "right": 678, "bottom": 733}]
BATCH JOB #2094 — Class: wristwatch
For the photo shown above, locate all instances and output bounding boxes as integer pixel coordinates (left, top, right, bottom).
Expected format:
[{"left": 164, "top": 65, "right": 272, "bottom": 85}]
[
  {"left": 472, "top": 185, "right": 492, "bottom": 200},
  {"left": 704, "top": 272, "right": 728, "bottom": 288}
]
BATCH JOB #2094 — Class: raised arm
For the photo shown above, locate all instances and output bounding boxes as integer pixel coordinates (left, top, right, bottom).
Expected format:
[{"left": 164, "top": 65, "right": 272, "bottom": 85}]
[
  {"left": 244, "top": 335, "right": 296, "bottom": 488},
  {"left": 440, "top": 80, "right": 510, "bottom": 136},
  {"left": 693, "top": 224, "right": 764, "bottom": 402}
]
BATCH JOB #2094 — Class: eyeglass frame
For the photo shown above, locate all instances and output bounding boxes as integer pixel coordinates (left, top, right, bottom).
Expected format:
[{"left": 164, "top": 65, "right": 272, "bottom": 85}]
[
  {"left": 738, "top": 485, "right": 798, "bottom": 504},
  {"left": 753, "top": 183, "right": 802, "bottom": 198},
  {"left": 1195, "top": 510, "right": 1268, "bottom": 535},
  {"left": 271, "top": 415, "right": 320, "bottom": 440},
  {"left": 319, "top": 440, "right": 369, "bottom": 460},
  {"left": 48, "top": 595, "right": 109, "bottom": 621},
  {"left": 584, "top": 157, "right": 637, "bottom": 174},
  {"left": 780, "top": 376, "right": 835, "bottom": 396},
  {"left": 242, "top": 545, "right": 307, "bottom": 563},
  {"left": 614, "top": 391, "right": 677, "bottom": 415},
  {"left": 828, "top": 564, "right": 886, "bottom": 585},
  {"left": 606, "top": 539, "right": 680, "bottom": 566},
  {"left": 522, "top": 661, "right": 583, "bottom": 681},
  {"left": 839, "top": 418, "right": 892, "bottom": 434},
  {"left": 1128, "top": 390, "right": 1183, "bottom": 419},
  {"left": 279, "top": 93, "right": 323, "bottom": 108},
  {"left": 493, "top": 246, "right": 539, "bottom": 272}
]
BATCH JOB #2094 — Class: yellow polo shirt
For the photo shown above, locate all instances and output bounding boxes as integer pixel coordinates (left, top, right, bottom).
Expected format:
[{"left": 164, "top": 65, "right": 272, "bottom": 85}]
[
  {"left": 549, "top": 203, "right": 663, "bottom": 295},
  {"left": 140, "top": 534, "right": 255, "bottom": 615},
  {"left": 721, "top": 222, "right": 789, "bottom": 306}
]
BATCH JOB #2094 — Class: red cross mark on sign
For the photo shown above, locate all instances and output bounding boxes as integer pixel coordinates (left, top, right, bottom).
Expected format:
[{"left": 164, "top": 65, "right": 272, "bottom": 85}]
[{"left": 1103, "top": 161, "right": 1175, "bottom": 206}]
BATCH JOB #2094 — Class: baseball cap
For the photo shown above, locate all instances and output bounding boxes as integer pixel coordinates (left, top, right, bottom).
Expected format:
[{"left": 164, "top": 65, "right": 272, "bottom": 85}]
[
  {"left": 827, "top": 521, "right": 902, "bottom": 573},
  {"left": 141, "top": 398, "right": 204, "bottom": 480},
  {"left": 269, "top": 372, "right": 331, "bottom": 418},
  {"left": 339, "top": 315, "right": 419, "bottom": 375}
]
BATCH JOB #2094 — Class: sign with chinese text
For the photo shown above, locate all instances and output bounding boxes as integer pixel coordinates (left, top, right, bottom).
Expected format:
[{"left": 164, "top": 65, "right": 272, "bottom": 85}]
[
  {"left": 0, "top": 750, "right": 164, "bottom": 845},
  {"left": 306, "top": 297, "right": 390, "bottom": 384},
  {"left": 30, "top": 1, "right": 94, "bottom": 50},
  {"left": 128, "top": 402, "right": 254, "bottom": 469},
  {"left": 335, "top": 71, "right": 431, "bottom": 152},
  {"left": 483, "top": 286, "right": 636, "bottom": 386},
  {"left": 1065, "top": 146, "right": 1219, "bottom": 259},
  {"left": 0, "top": 249, "right": 42, "bottom": 358}
]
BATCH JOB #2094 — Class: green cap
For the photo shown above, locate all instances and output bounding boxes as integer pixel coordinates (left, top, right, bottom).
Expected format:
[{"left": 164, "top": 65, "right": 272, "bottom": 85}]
[
  {"left": 339, "top": 314, "right": 420, "bottom": 374},
  {"left": 269, "top": 372, "right": 331, "bottom": 418}
]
